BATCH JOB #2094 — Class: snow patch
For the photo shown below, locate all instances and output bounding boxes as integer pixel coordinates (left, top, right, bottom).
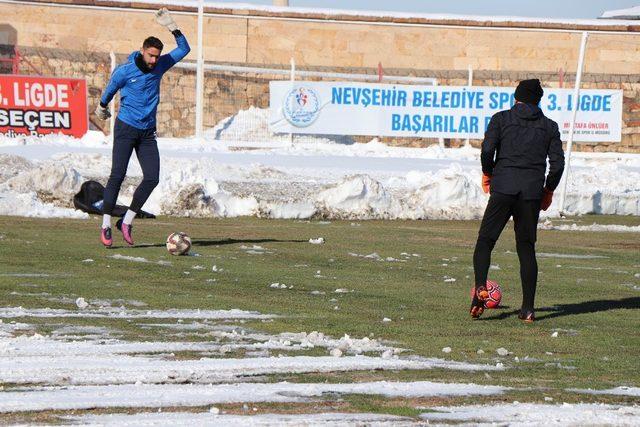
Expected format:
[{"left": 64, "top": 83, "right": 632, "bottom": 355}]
[
  {"left": 421, "top": 402, "right": 640, "bottom": 425},
  {"left": 108, "top": 254, "right": 172, "bottom": 265},
  {"left": 0, "top": 380, "right": 507, "bottom": 412},
  {"left": 0, "top": 307, "right": 275, "bottom": 320},
  {"left": 65, "top": 412, "right": 414, "bottom": 426},
  {"left": 539, "top": 220, "right": 640, "bottom": 233},
  {"left": 569, "top": 386, "right": 640, "bottom": 397}
]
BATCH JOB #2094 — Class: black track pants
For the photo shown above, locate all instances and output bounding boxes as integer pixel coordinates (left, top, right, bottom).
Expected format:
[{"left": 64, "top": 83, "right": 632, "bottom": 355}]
[
  {"left": 473, "top": 192, "right": 541, "bottom": 311},
  {"left": 103, "top": 119, "right": 160, "bottom": 216}
]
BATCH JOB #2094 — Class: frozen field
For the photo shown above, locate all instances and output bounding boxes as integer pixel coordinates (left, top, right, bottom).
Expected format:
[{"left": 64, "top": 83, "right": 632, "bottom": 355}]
[
  {"left": 0, "top": 109, "right": 639, "bottom": 424},
  {"left": 1, "top": 213, "right": 639, "bottom": 425}
]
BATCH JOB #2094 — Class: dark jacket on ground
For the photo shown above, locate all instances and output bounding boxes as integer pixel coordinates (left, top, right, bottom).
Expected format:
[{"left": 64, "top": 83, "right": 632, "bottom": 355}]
[
  {"left": 73, "top": 180, "right": 155, "bottom": 218},
  {"left": 481, "top": 103, "right": 565, "bottom": 200}
]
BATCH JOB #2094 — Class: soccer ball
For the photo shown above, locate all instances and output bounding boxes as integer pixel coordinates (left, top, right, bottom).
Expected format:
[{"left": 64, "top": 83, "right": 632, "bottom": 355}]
[
  {"left": 470, "top": 280, "right": 502, "bottom": 309},
  {"left": 166, "top": 232, "right": 191, "bottom": 256}
]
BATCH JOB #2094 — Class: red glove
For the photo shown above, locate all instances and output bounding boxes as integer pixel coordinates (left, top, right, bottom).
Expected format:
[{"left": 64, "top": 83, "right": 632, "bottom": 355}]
[
  {"left": 481, "top": 173, "right": 491, "bottom": 194},
  {"left": 541, "top": 188, "right": 553, "bottom": 211}
]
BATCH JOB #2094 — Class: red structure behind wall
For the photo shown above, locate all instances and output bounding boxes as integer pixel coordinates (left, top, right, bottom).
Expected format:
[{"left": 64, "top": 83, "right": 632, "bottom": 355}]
[{"left": 0, "top": 46, "right": 19, "bottom": 74}]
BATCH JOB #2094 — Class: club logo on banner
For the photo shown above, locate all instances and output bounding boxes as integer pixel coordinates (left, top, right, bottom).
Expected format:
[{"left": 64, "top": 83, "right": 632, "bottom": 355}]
[
  {"left": 0, "top": 75, "right": 88, "bottom": 138},
  {"left": 283, "top": 86, "right": 321, "bottom": 128},
  {"left": 269, "top": 81, "right": 623, "bottom": 143}
]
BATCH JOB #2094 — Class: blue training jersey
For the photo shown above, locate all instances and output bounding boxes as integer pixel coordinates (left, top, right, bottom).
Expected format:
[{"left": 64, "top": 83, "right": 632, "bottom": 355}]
[{"left": 100, "top": 33, "right": 190, "bottom": 130}]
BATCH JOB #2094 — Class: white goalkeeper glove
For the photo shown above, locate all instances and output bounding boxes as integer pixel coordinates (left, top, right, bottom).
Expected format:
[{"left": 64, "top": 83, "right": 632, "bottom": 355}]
[
  {"left": 95, "top": 104, "right": 111, "bottom": 120},
  {"left": 155, "top": 8, "right": 178, "bottom": 32}
]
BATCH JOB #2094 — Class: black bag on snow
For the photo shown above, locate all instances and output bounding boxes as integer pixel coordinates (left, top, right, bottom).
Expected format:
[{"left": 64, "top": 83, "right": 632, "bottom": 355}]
[{"left": 73, "top": 180, "right": 156, "bottom": 218}]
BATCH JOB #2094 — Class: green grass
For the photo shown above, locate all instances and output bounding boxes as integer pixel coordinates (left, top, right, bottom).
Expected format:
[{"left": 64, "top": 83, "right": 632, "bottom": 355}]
[{"left": 0, "top": 214, "right": 638, "bottom": 398}]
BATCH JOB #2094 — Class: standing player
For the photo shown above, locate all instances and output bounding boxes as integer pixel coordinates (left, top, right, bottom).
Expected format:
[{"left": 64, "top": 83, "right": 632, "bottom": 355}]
[
  {"left": 471, "top": 79, "right": 565, "bottom": 322},
  {"left": 94, "top": 8, "right": 190, "bottom": 247}
]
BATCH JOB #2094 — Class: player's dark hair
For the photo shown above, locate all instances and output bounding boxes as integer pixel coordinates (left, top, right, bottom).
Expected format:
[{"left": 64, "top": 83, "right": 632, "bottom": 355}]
[{"left": 143, "top": 36, "right": 163, "bottom": 51}]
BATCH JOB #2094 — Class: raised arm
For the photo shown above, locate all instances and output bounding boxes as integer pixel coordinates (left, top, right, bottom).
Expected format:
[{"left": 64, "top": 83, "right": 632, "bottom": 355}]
[
  {"left": 167, "top": 30, "right": 191, "bottom": 64},
  {"left": 154, "top": 8, "right": 191, "bottom": 73}
]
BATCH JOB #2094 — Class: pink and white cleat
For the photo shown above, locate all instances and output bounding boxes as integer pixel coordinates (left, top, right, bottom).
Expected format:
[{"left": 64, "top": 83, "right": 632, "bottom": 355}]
[
  {"left": 116, "top": 218, "right": 134, "bottom": 246},
  {"left": 100, "top": 227, "right": 112, "bottom": 247}
]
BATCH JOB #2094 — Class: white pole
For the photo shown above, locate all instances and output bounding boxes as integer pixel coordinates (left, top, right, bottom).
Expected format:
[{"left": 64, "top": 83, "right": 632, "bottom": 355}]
[
  {"left": 195, "top": 0, "right": 205, "bottom": 140},
  {"left": 465, "top": 64, "right": 473, "bottom": 147},
  {"left": 558, "top": 31, "right": 589, "bottom": 215},
  {"left": 289, "top": 57, "right": 295, "bottom": 147},
  {"left": 109, "top": 51, "right": 116, "bottom": 142},
  {"left": 434, "top": 79, "right": 445, "bottom": 148}
]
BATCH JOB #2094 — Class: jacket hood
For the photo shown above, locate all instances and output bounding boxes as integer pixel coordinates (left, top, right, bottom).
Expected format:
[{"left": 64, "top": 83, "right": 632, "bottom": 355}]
[
  {"left": 128, "top": 51, "right": 139, "bottom": 62},
  {"left": 512, "top": 102, "right": 542, "bottom": 120}
]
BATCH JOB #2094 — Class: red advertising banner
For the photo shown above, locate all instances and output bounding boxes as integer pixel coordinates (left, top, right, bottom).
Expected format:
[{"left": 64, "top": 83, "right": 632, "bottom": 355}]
[{"left": 0, "top": 75, "right": 88, "bottom": 138}]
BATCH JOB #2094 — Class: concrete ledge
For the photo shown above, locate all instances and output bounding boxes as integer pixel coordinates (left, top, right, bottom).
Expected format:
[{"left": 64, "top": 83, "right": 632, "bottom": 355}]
[{"left": 18, "top": 0, "right": 640, "bottom": 32}]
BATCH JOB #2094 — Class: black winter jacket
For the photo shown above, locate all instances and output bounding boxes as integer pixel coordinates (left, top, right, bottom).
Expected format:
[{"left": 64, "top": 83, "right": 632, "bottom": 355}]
[{"left": 481, "top": 103, "right": 565, "bottom": 200}]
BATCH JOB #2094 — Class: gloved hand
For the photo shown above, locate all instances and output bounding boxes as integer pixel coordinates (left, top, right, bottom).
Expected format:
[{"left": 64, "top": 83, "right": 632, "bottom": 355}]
[
  {"left": 481, "top": 173, "right": 491, "bottom": 194},
  {"left": 541, "top": 188, "right": 554, "bottom": 211},
  {"left": 155, "top": 8, "right": 178, "bottom": 32},
  {"left": 95, "top": 104, "right": 111, "bottom": 120}
]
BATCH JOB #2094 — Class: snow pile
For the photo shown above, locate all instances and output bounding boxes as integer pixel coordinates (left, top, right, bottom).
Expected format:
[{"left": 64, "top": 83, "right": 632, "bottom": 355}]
[
  {"left": 147, "top": 161, "right": 259, "bottom": 218},
  {"left": 313, "top": 169, "right": 488, "bottom": 220},
  {"left": 405, "top": 165, "right": 486, "bottom": 219},
  {"left": 274, "top": 331, "right": 401, "bottom": 355},
  {"left": 1, "top": 161, "right": 83, "bottom": 204},
  {"left": 0, "top": 110, "right": 639, "bottom": 219},
  {"left": 260, "top": 199, "right": 317, "bottom": 219},
  {"left": 205, "top": 106, "right": 354, "bottom": 146},
  {"left": 317, "top": 175, "right": 398, "bottom": 219},
  {"left": 50, "top": 152, "right": 112, "bottom": 178},
  {"left": 0, "top": 154, "right": 33, "bottom": 183},
  {"left": 0, "top": 191, "right": 87, "bottom": 218},
  {"left": 156, "top": 323, "right": 404, "bottom": 357},
  {"left": 207, "top": 106, "right": 278, "bottom": 143},
  {"left": 562, "top": 163, "right": 640, "bottom": 216},
  {"left": 75, "top": 297, "right": 89, "bottom": 309}
]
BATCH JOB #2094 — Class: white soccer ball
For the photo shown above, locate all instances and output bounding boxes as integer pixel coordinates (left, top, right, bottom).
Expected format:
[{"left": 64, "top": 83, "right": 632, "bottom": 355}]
[{"left": 166, "top": 232, "right": 191, "bottom": 256}]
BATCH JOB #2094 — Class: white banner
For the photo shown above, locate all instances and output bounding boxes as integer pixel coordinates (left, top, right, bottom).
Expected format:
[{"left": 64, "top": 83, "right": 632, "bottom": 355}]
[{"left": 269, "top": 81, "right": 622, "bottom": 142}]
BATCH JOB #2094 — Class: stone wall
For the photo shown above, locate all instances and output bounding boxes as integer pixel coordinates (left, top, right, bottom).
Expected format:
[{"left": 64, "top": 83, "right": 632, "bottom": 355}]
[
  {"left": 4, "top": 1, "right": 640, "bottom": 151},
  {"left": 4, "top": 1, "right": 640, "bottom": 74}
]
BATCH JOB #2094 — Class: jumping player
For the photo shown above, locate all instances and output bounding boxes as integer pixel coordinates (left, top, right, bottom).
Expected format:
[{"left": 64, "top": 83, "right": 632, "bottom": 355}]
[
  {"left": 95, "top": 8, "right": 190, "bottom": 247},
  {"left": 471, "top": 79, "right": 565, "bottom": 322}
]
